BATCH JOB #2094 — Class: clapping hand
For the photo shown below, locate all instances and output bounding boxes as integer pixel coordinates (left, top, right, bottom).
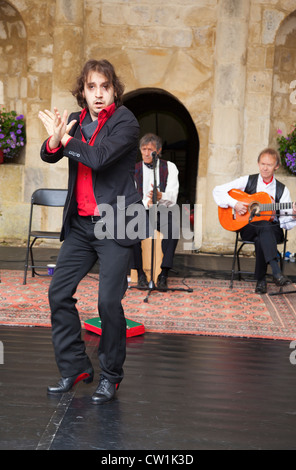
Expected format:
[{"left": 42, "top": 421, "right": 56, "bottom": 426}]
[{"left": 38, "top": 107, "right": 77, "bottom": 150}]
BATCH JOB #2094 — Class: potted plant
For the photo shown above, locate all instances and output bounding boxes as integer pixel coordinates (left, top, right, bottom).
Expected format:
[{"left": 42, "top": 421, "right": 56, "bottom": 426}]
[
  {"left": 0, "top": 109, "right": 26, "bottom": 163},
  {"left": 277, "top": 124, "right": 296, "bottom": 175}
]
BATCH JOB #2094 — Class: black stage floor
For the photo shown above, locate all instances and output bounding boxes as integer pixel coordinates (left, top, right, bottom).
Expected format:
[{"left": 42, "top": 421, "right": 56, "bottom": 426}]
[
  {"left": 1, "top": 327, "right": 296, "bottom": 452},
  {"left": 1, "top": 247, "right": 296, "bottom": 452}
]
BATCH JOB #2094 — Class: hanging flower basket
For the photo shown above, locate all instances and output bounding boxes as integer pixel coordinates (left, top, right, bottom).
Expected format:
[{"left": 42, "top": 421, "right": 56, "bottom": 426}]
[
  {"left": 0, "top": 109, "right": 26, "bottom": 162},
  {"left": 277, "top": 125, "right": 296, "bottom": 175}
]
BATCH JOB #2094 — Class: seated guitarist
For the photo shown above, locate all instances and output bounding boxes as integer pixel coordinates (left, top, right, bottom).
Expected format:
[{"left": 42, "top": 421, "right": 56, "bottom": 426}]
[{"left": 213, "top": 148, "right": 296, "bottom": 294}]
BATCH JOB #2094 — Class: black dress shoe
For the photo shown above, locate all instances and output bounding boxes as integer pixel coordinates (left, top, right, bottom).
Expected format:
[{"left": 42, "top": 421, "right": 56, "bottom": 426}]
[
  {"left": 255, "top": 278, "right": 267, "bottom": 294},
  {"left": 137, "top": 273, "right": 149, "bottom": 288},
  {"left": 91, "top": 376, "right": 119, "bottom": 405},
  {"left": 157, "top": 274, "right": 168, "bottom": 290},
  {"left": 47, "top": 367, "right": 94, "bottom": 394},
  {"left": 273, "top": 273, "right": 292, "bottom": 286}
]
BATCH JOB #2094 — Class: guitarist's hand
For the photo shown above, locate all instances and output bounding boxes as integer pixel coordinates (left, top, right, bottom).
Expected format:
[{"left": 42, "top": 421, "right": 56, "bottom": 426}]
[{"left": 234, "top": 201, "right": 249, "bottom": 216}]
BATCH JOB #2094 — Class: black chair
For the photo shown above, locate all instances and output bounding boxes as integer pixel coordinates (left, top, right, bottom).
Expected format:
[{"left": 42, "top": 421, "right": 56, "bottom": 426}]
[
  {"left": 230, "top": 229, "right": 288, "bottom": 289},
  {"left": 23, "top": 188, "right": 67, "bottom": 285}
]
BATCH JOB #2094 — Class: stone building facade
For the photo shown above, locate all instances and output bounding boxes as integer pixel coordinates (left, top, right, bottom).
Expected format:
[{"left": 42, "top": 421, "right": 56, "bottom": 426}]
[{"left": 0, "top": 0, "right": 296, "bottom": 252}]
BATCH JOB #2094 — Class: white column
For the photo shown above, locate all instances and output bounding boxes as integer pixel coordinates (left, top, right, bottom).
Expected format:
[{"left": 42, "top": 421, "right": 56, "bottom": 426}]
[{"left": 205, "top": 0, "right": 251, "bottom": 245}]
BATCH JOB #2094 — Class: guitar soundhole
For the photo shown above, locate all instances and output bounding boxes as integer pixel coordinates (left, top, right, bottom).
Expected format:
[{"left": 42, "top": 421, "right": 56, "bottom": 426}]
[{"left": 249, "top": 202, "right": 260, "bottom": 214}]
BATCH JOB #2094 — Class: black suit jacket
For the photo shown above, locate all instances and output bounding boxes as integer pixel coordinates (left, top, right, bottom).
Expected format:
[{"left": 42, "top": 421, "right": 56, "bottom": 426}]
[{"left": 40, "top": 105, "right": 143, "bottom": 246}]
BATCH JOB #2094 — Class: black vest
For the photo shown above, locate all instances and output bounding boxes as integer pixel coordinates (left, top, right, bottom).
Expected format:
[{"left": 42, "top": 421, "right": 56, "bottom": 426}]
[
  {"left": 245, "top": 174, "right": 285, "bottom": 203},
  {"left": 134, "top": 160, "right": 168, "bottom": 199}
]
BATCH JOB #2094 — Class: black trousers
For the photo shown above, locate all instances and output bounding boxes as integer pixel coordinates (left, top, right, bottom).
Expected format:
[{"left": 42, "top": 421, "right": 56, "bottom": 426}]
[
  {"left": 132, "top": 209, "right": 179, "bottom": 273},
  {"left": 240, "top": 221, "right": 284, "bottom": 280},
  {"left": 48, "top": 214, "right": 132, "bottom": 383}
]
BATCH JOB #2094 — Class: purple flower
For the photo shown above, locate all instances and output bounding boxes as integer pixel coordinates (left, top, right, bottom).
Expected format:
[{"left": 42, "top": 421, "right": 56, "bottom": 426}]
[
  {"left": 0, "top": 110, "right": 26, "bottom": 156},
  {"left": 285, "top": 152, "right": 296, "bottom": 174}
]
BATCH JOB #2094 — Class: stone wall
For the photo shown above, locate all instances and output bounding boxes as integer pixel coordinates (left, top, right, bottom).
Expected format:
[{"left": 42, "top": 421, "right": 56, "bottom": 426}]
[
  {"left": 203, "top": 0, "right": 296, "bottom": 252},
  {"left": 0, "top": 0, "right": 296, "bottom": 253}
]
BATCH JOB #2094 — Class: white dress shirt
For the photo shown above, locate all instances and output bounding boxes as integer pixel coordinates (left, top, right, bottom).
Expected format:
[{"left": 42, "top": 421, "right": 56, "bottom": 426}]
[
  {"left": 213, "top": 174, "right": 296, "bottom": 230},
  {"left": 142, "top": 160, "right": 179, "bottom": 209}
]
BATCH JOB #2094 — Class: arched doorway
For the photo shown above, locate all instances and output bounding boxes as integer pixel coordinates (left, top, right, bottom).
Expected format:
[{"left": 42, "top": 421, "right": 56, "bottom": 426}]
[{"left": 123, "top": 88, "right": 199, "bottom": 205}]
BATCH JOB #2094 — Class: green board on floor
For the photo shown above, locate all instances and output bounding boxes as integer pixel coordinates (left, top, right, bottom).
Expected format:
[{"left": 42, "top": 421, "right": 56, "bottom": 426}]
[{"left": 84, "top": 317, "right": 145, "bottom": 337}]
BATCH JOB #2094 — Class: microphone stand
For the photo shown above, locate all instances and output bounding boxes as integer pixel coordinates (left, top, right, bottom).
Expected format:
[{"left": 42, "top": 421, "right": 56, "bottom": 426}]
[
  {"left": 144, "top": 152, "right": 158, "bottom": 302},
  {"left": 131, "top": 152, "right": 193, "bottom": 303}
]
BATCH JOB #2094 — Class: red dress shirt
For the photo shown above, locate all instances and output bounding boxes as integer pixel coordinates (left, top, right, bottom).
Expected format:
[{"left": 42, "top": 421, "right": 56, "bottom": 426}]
[
  {"left": 47, "top": 103, "right": 116, "bottom": 216},
  {"left": 75, "top": 103, "right": 116, "bottom": 216}
]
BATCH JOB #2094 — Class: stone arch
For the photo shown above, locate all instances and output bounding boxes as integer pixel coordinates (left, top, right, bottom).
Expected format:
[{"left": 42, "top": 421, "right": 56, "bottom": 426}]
[
  {"left": 0, "top": 0, "right": 27, "bottom": 163},
  {"left": 124, "top": 88, "right": 199, "bottom": 205},
  {"left": 270, "top": 9, "right": 296, "bottom": 147}
]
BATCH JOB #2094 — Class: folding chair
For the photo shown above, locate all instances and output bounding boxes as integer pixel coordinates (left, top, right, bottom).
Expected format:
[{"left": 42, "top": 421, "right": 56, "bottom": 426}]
[
  {"left": 230, "top": 229, "right": 288, "bottom": 289},
  {"left": 23, "top": 188, "right": 67, "bottom": 284}
]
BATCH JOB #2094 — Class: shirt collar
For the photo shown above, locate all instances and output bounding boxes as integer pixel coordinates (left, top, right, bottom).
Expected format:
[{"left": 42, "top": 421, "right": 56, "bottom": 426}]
[
  {"left": 98, "top": 102, "right": 116, "bottom": 120},
  {"left": 143, "top": 158, "right": 159, "bottom": 170},
  {"left": 261, "top": 175, "right": 274, "bottom": 185},
  {"left": 80, "top": 102, "right": 116, "bottom": 125}
]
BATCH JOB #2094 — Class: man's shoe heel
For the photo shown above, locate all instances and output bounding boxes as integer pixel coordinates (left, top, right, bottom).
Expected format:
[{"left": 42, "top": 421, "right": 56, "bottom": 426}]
[
  {"left": 73, "top": 369, "right": 94, "bottom": 386},
  {"left": 47, "top": 367, "right": 94, "bottom": 394},
  {"left": 83, "top": 374, "right": 94, "bottom": 384}
]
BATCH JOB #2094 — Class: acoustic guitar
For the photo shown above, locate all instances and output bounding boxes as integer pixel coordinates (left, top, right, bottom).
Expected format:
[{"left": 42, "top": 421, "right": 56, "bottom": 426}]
[{"left": 218, "top": 189, "right": 294, "bottom": 231}]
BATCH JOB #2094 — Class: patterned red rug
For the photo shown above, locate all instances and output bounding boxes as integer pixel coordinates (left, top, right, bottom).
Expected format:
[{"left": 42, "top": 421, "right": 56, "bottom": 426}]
[{"left": 1, "top": 270, "right": 296, "bottom": 340}]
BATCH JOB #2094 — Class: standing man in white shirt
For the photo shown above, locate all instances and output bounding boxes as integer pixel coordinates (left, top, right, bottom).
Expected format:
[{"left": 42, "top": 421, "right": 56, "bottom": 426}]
[
  {"left": 133, "top": 133, "right": 179, "bottom": 290},
  {"left": 213, "top": 148, "right": 296, "bottom": 294}
]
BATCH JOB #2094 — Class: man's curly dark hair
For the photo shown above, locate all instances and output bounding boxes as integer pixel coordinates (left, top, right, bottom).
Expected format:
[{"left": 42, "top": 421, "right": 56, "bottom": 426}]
[{"left": 71, "top": 59, "right": 125, "bottom": 109}]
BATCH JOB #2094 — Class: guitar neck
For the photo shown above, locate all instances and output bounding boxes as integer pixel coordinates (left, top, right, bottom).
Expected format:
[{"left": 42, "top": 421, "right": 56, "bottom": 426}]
[{"left": 260, "top": 202, "right": 293, "bottom": 212}]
